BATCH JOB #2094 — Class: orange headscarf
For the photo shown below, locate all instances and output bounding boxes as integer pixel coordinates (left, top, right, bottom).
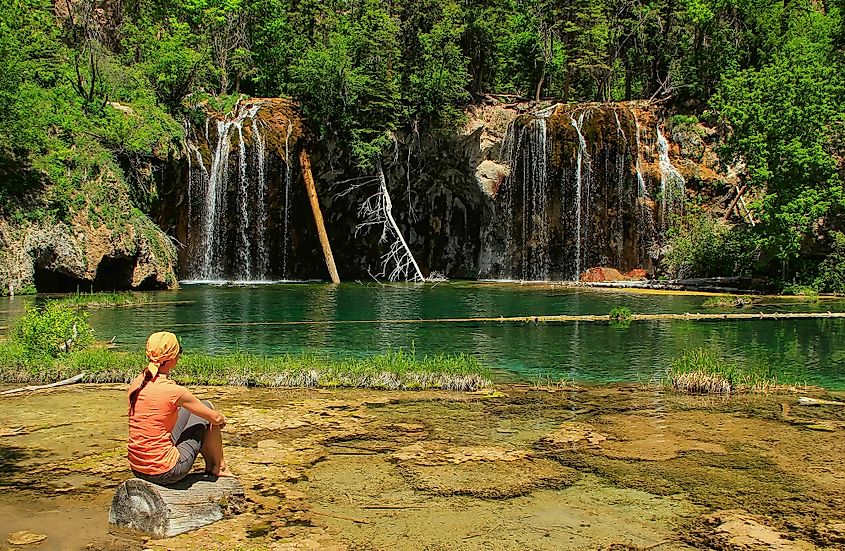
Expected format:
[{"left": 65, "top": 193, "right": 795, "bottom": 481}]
[{"left": 145, "top": 331, "right": 180, "bottom": 378}]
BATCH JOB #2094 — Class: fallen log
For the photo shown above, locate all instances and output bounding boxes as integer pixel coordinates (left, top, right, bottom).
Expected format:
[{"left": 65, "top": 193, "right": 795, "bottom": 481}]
[
  {"left": 109, "top": 474, "right": 245, "bottom": 537},
  {"left": 1, "top": 373, "right": 86, "bottom": 396}
]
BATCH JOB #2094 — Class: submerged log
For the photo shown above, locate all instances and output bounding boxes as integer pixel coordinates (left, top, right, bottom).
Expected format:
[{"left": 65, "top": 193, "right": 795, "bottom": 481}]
[{"left": 109, "top": 475, "right": 245, "bottom": 537}]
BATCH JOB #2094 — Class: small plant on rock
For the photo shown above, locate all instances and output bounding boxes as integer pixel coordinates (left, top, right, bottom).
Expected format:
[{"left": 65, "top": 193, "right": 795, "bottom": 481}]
[{"left": 609, "top": 306, "right": 632, "bottom": 321}]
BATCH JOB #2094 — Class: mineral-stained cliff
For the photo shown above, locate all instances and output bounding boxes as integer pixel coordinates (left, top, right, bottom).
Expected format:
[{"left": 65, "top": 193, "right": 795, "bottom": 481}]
[
  {"left": 161, "top": 98, "right": 734, "bottom": 283},
  {"left": 0, "top": 212, "right": 177, "bottom": 295},
  {"left": 313, "top": 100, "right": 734, "bottom": 281}
]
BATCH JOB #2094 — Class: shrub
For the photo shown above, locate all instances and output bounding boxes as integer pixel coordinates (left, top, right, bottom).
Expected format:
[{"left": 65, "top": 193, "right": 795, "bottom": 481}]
[
  {"left": 782, "top": 284, "right": 819, "bottom": 299},
  {"left": 608, "top": 306, "right": 632, "bottom": 321},
  {"left": 663, "top": 212, "right": 761, "bottom": 279},
  {"left": 9, "top": 301, "right": 94, "bottom": 357},
  {"left": 814, "top": 230, "right": 845, "bottom": 294}
]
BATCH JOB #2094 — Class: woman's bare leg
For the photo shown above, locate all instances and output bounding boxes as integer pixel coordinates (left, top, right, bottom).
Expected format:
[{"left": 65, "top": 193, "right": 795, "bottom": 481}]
[{"left": 199, "top": 424, "right": 233, "bottom": 476}]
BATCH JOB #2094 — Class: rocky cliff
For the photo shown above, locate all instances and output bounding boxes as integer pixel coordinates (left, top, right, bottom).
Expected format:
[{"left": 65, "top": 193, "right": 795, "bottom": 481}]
[
  {"left": 160, "top": 98, "right": 734, "bottom": 283},
  {"left": 0, "top": 212, "right": 177, "bottom": 295}
]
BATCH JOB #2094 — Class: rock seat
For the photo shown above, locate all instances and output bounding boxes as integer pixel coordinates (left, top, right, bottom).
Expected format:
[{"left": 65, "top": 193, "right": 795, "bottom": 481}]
[{"left": 109, "top": 474, "right": 245, "bottom": 537}]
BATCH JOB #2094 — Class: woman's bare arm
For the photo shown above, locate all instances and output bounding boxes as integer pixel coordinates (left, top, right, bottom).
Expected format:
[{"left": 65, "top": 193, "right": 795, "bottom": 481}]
[{"left": 177, "top": 391, "right": 226, "bottom": 426}]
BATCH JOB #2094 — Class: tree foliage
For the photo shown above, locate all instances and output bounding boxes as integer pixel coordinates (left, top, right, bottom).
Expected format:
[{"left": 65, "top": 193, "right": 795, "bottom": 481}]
[{"left": 2, "top": 0, "right": 845, "bottom": 287}]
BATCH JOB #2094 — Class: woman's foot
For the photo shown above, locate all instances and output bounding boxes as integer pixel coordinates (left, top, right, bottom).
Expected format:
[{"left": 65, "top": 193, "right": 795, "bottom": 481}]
[{"left": 205, "top": 461, "right": 234, "bottom": 477}]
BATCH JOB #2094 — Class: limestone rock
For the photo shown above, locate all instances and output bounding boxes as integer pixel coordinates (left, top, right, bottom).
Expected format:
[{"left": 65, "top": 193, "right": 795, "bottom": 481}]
[
  {"left": 475, "top": 159, "right": 510, "bottom": 197},
  {"left": 7, "top": 531, "right": 47, "bottom": 545},
  {"left": 0, "top": 215, "right": 177, "bottom": 294},
  {"left": 701, "top": 510, "right": 817, "bottom": 550},
  {"left": 537, "top": 422, "right": 608, "bottom": 450}
]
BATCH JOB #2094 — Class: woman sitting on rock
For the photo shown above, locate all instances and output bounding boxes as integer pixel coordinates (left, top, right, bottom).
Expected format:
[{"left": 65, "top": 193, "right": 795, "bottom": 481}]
[{"left": 127, "top": 331, "right": 232, "bottom": 484}]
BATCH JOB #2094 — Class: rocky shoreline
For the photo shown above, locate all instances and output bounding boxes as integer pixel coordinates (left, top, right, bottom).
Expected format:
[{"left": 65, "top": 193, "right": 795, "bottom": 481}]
[{"left": 1, "top": 384, "right": 843, "bottom": 550}]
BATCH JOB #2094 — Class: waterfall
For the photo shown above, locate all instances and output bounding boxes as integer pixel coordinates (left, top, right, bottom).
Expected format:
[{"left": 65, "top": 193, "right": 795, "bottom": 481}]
[
  {"left": 570, "top": 110, "right": 590, "bottom": 279},
  {"left": 189, "top": 101, "right": 270, "bottom": 281},
  {"left": 500, "top": 119, "right": 525, "bottom": 280},
  {"left": 235, "top": 123, "right": 251, "bottom": 280},
  {"left": 523, "top": 116, "right": 550, "bottom": 280},
  {"left": 251, "top": 118, "right": 268, "bottom": 280},
  {"left": 500, "top": 108, "right": 553, "bottom": 281},
  {"left": 656, "top": 125, "right": 685, "bottom": 228},
  {"left": 613, "top": 108, "right": 627, "bottom": 266},
  {"left": 282, "top": 122, "right": 293, "bottom": 279},
  {"left": 632, "top": 112, "right": 648, "bottom": 198}
]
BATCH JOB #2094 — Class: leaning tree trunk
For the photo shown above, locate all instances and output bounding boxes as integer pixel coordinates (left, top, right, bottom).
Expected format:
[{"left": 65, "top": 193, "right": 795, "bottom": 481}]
[{"left": 299, "top": 149, "right": 340, "bottom": 283}]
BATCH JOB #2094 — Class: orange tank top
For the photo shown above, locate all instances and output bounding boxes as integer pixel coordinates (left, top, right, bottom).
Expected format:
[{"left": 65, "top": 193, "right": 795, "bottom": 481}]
[{"left": 127, "top": 373, "right": 187, "bottom": 475}]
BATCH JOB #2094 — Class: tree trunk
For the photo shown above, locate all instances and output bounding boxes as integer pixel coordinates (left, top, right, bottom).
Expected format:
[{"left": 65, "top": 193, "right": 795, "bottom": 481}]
[
  {"left": 299, "top": 149, "right": 340, "bottom": 283},
  {"left": 109, "top": 475, "right": 245, "bottom": 538},
  {"left": 534, "top": 66, "right": 546, "bottom": 102}
]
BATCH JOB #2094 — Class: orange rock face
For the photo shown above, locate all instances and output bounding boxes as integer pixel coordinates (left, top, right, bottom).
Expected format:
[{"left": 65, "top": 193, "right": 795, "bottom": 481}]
[
  {"left": 624, "top": 268, "right": 648, "bottom": 280},
  {"left": 579, "top": 267, "right": 649, "bottom": 282},
  {"left": 579, "top": 267, "right": 625, "bottom": 282}
]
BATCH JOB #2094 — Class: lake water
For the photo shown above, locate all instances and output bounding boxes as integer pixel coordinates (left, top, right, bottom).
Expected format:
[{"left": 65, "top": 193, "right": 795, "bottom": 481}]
[{"left": 2, "top": 282, "right": 844, "bottom": 389}]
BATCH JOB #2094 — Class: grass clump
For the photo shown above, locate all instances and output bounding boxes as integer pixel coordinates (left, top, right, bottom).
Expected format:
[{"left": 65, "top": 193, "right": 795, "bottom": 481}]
[
  {"left": 701, "top": 295, "right": 754, "bottom": 308},
  {"left": 0, "top": 345, "right": 491, "bottom": 391},
  {"left": 56, "top": 291, "right": 152, "bottom": 309},
  {"left": 608, "top": 306, "right": 633, "bottom": 329},
  {"left": 668, "top": 348, "right": 788, "bottom": 395}
]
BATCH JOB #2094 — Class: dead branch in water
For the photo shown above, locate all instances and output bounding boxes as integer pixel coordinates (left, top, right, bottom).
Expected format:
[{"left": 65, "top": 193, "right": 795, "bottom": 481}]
[{"left": 1, "top": 373, "right": 87, "bottom": 396}]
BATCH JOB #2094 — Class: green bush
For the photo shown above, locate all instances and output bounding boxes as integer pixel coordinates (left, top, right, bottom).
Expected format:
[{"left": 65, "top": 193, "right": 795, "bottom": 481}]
[
  {"left": 781, "top": 284, "right": 819, "bottom": 298},
  {"left": 609, "top": 306, "right": 632, "bottom": 321},
  {"left": 814, "top": 230, "right": 845, "bottom": 294},
  {"left": 9, "top": 301, "right": 94, "bottom": 357},
  {"left": 663, "top": 212, "right": 761, "bottom": 279}
]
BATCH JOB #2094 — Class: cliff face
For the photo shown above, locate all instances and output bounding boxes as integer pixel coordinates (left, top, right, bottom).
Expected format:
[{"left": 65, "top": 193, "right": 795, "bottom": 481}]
[
  {"left": 0, "top": 210, "right": 177, "bottom": 295},
  {"left": 307, "top": 101, "right": 733, "bottom": 281},
  {"left": 158, "top": 98, "right": 733, "bottom": 283}
]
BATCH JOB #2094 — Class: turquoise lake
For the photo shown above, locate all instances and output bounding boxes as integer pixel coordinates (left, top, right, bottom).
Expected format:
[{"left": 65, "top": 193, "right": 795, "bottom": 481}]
[{"left": 2, "top": 282, "right": 844, "bottom": 389}]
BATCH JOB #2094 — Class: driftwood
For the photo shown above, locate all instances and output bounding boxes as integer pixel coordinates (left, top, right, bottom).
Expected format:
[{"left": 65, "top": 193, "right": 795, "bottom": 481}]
[
  {"left": 1, "top": 373, "right": 86, "bottom": 396},
  {"left": 797, "top": 397, "right": 845, "bottom": 407},
  {"left": 109, "top": 475, "right": 245, "bottom": 537}
]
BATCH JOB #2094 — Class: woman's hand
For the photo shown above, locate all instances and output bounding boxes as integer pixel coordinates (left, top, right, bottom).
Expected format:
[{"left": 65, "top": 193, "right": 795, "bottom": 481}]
[{"left": 177, "top": 391, "right": 226, "bottom": 426}]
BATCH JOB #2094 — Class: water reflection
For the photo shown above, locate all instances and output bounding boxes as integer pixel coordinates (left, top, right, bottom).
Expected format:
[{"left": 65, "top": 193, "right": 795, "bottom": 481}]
[
  {"left": 1, "top": 283, "right": 844, "bottom": 389},
  {"left": 305, "top": 284, "right": 337, "bottom": 350}
]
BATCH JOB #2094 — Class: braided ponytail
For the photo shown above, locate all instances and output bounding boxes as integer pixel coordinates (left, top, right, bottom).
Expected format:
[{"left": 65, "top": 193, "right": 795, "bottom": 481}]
[{"left": 128, "top": 370, "right": 153, "bottom": 416}]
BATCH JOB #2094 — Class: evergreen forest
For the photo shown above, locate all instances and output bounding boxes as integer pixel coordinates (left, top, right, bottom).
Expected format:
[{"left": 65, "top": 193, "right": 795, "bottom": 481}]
[{"left": 2, "top": 0, "right": 845, "bottom": 290}]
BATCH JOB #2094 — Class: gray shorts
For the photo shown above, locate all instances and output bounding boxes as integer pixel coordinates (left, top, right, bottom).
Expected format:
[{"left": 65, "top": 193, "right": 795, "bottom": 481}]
[{"left": 133, "top": 400, "right": 212, "bottom": 485}]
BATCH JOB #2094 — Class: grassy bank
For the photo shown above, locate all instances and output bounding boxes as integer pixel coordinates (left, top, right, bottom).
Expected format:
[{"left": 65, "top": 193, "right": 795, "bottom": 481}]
[
  {"left": 667, "top": 348, "right": 799, "bottom": 394},
  {"left": 0, "top": 344, "right": 491, "bottom": 391}
]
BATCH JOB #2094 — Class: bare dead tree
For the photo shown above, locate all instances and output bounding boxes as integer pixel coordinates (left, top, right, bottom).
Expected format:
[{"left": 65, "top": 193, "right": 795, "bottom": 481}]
[
  {"left": 211, "top": 12, "right": 249, "bottom": 95},
  {"left": 63, "top": 0, "right": 108, "bottom": 112},
  {"left": 336, "top": 161, "right": 425, "bottom": 282}
]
